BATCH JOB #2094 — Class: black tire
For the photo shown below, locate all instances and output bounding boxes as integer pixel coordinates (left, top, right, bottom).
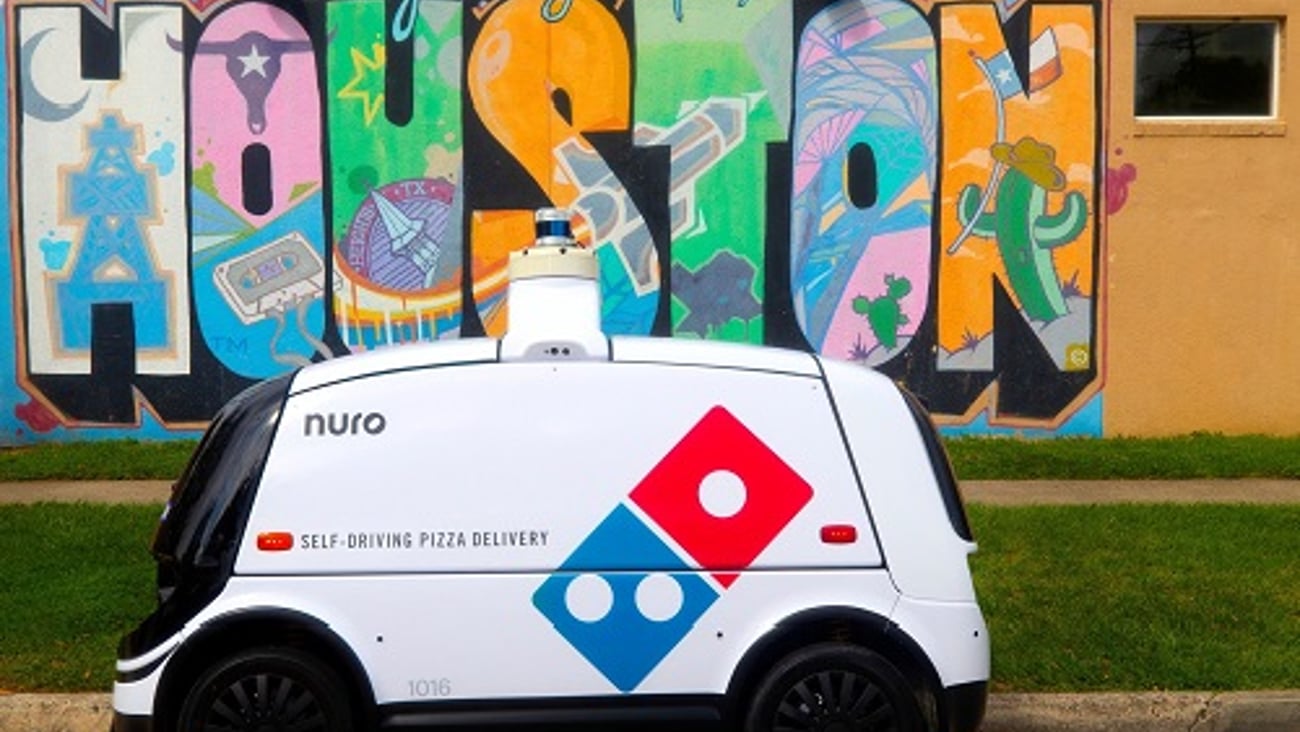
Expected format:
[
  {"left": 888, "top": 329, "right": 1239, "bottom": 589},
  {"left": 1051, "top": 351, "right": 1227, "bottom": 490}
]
[
  {"left": 744, "top": 642, "right": 924, "bottom": 732},
  {"left": 175, "top": 646, "right": 353, "bottom": 732}
]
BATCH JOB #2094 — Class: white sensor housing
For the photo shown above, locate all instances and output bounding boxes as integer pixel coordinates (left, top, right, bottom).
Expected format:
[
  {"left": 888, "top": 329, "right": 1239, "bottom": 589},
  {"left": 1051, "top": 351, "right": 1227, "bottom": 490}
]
[{"left": 500, "top": 209, "right": 609, "bottom": 362}]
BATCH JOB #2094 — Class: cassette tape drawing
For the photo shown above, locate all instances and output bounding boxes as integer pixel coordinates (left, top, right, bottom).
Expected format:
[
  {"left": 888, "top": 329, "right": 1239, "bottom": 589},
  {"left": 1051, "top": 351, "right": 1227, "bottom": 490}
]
[{"left": 213, "top": 231, "right": 330, "bottom": 366}]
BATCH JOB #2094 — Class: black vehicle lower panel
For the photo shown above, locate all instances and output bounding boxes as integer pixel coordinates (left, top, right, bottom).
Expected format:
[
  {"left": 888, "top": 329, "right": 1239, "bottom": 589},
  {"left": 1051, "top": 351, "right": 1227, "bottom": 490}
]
[
  {"left": 111, "top": 712, "right": 153, "bottom": 732},
  {"left": 380, "top": 694, "right": 725, "bottom": 730},
  {"left": 944, "top": 680, "right": 988, "bottom": 732}
]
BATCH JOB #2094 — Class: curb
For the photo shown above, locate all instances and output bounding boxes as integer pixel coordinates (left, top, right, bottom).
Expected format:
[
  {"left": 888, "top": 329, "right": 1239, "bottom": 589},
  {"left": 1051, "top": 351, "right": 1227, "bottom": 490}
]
[
  {"left": 2, "top": 691, "right": 1297, "bottom": 732},
  {"left": 984, "top": 691, "right": 1300, "bottom": 731},
  {"left": 0, "top": 694, "right": 110, "bottom": 732}
]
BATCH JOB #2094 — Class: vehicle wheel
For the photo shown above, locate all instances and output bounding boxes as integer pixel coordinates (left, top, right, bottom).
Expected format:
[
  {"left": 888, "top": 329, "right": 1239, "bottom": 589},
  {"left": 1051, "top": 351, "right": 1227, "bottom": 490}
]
[
  {"left": 176, "top": 646, "right": 353, "bottom": 732},
  {"left": 744, "top": 642, "right": 923, "bottom": 732}
]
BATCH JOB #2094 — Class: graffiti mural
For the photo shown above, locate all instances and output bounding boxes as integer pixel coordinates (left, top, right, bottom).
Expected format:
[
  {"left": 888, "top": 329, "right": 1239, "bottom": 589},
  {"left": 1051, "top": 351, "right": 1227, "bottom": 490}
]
[
  {"left": 330, "top": 0, "right": 465, "bottom": 350},
  {"left": 2, "top": 0, "right": 1107, "bottom": 442},
  {"left": 634, "top": 0, "right": 788, "bottom": 343},
  {"left": 790, "top": 0, "right": 937, "bottom": 365},
  {"left": 467, "top": 0, "right": 660, "bottom": 336},
  {"left": 933, "top": 2, "right": 1098, "bottom": 421},
  {"left": 189, "top": 2, "right": 330, "bottom": 378},
  {"left": 14, "top": 5, "right": 198, "bottom": 426}
]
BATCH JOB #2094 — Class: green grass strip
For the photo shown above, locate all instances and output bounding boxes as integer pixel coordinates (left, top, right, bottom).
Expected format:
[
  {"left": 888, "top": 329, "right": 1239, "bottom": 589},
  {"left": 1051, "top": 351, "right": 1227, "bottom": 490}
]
[
  {"left": 969, "top": 504, "right": 1300, "bottom": 691},
  {"left": 948, "top": 433, "right": 1300, "bottom": 480},
  {"left": 0, "top": 441, "right": 196, "bottom": 481},
  {"left": 2, "top": 503, "right": 1298, "bottom": 693},
  {"left": 0, "top": 504, "right": 158, "bottom": 692}
]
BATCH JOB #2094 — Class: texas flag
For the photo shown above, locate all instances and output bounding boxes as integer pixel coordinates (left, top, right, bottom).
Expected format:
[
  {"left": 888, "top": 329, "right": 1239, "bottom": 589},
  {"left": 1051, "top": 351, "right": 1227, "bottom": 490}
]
[
  {"left": 983, "top": 26, "right": 1064, "bottom": 100},
  {"left": 1028, "top": 27, "right": 1064, "bottom": 93},
  {"left": 983, "top": 49, "right": 1024, "bottom": 100}
]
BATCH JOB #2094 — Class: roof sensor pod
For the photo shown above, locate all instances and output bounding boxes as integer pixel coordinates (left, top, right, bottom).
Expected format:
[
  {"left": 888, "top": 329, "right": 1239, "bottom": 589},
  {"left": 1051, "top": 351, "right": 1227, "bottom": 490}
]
[{"left": 500, "top": 208, "right": 610, "bottom": 362}]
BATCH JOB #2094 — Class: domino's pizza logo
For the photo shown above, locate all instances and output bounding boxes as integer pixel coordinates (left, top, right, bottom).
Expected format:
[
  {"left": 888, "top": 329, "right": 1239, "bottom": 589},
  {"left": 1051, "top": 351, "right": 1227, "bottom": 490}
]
[{"left": 532, "top": 406, "right": 813, "bottom": 691}]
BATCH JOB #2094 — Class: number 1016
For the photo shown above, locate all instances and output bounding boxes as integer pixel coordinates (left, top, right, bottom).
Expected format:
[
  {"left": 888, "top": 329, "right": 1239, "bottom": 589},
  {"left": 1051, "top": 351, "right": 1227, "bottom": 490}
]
[{"left": 409, "top": 678, "right": 452, "bottom": 697}]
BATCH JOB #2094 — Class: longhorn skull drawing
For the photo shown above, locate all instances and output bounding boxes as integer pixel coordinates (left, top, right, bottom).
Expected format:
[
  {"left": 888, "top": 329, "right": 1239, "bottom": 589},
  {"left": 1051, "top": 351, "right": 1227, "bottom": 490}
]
[{"left": 169, "top": 31, "right": 313, "bottom": 135}]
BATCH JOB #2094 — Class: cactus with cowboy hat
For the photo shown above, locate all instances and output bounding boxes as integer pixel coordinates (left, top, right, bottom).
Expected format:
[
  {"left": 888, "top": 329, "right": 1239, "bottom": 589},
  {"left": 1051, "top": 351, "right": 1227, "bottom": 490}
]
[{"left": 956, "top": 136, "right": 1088, "bottom": 322}]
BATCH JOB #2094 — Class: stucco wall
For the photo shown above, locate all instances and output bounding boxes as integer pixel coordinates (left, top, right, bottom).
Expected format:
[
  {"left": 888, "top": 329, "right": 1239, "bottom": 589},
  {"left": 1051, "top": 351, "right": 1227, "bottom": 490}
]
[
  {"left": 0, "top": 0, "right": 1285, "bottom": 442},
  {"left": 1104, "top": 0, "right": 1300, "bottom": 435}
]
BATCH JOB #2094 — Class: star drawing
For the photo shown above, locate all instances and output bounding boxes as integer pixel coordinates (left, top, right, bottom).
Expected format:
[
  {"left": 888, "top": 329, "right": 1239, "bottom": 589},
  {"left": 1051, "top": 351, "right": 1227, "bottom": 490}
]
[
  {"left": 338, "top": 43, "right": 386, "bottom": 126},
  {"left": 238, "top": 44, "right": 270, "bottom": 78}
]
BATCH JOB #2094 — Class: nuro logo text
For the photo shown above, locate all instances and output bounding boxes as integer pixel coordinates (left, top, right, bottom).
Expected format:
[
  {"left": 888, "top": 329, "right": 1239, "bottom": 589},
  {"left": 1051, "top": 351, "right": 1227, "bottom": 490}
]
[{"left": 304, "top": 412, "right": 387, "bottom": 437}]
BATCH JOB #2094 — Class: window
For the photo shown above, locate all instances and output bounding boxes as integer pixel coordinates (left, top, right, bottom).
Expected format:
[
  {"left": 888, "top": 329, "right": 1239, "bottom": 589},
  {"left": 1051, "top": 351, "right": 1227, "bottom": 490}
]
[{"left": 1136, "top": 21, "right": 1278, "bottom": 118}]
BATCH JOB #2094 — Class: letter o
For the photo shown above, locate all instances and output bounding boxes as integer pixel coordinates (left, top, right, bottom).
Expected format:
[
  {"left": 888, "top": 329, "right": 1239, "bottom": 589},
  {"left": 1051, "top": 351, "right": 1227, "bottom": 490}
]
[{"left": 364, "top": 412, "right": 387, "bottom": 435}]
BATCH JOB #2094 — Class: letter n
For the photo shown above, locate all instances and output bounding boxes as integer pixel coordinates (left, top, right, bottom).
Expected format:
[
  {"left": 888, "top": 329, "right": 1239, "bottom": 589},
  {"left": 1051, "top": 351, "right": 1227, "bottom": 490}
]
[{"left": 934, "top": 3, "right": 1100, "bottom": 423}]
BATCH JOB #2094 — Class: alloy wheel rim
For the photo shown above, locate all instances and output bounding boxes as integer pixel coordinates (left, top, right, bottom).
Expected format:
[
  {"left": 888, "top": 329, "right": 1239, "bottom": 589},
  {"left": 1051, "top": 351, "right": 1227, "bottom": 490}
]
[
  {"left": 201, "top": 671, "right": 328, "bottom": 731},
  {"left": 773, "top": 669, "right": 899, "bottom": 732}
]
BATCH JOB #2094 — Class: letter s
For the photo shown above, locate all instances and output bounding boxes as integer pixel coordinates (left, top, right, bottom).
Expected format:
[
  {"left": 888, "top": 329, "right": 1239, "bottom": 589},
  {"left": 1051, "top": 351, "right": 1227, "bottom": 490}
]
[{"left": 467, "top": 0, "right": 659, "bottom": 336}]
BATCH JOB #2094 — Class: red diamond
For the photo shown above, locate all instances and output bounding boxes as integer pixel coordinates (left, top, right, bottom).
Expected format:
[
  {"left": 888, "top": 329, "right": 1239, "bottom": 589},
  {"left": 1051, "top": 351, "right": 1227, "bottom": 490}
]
[{"left": 630, "top": 406, "right": 813, "bottom": 588}]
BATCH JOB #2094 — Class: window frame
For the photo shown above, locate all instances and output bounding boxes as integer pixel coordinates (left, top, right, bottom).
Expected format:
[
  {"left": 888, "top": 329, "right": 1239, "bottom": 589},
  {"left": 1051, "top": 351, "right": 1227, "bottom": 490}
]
[{"left": 1133, "top": 16, "right": 1285, "bottom": 137}]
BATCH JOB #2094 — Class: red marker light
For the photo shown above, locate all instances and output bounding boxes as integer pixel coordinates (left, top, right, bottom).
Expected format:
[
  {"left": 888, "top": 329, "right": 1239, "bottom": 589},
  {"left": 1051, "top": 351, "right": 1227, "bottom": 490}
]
[
  {"left": 821, "top": 524, "right": 858, "bottom": 544},
  {"left": 257, "top": 532, "right": 294, "bottom": 552}
]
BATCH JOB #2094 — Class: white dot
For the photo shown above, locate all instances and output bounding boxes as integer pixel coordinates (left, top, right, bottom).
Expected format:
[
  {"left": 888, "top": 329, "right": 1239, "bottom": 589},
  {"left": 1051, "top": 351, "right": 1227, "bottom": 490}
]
[
  {"left": 699, "top": 470, "right": 747, "bottom": 518},
  {"left": 565, "top": 574, "right": 613, "bottom": 623},
  {"left": 635, "top": 573, "right": 684, "bottom": 622}
]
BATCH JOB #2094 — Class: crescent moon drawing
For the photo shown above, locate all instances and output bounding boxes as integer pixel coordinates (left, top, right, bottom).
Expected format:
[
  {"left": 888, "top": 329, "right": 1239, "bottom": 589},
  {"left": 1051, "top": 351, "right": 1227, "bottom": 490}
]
[{"left": 21, "top": 28, "right": 92, "bottom": 123}]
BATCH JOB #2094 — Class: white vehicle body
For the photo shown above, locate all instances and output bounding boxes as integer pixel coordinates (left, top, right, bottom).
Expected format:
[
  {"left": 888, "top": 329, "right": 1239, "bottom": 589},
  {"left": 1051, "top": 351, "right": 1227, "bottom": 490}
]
[{"left": 113, "top": 215, "right": 988, "bottom": 732}]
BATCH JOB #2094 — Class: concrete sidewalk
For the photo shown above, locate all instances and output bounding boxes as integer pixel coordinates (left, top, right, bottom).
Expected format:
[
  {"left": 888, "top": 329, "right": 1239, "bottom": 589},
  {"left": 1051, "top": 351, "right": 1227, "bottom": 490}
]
[
  {"left": 0, "top": 479, "right": 172, "bottom": 504},
  {"left": 4, "top": 478, "right": 1300, "bottom": 505},
  {"left": 3, "top": 479, "right": 1298, "bottom": 731},
  {"left": 964, "top": 479, "right": 1300, "bottom": 505}
]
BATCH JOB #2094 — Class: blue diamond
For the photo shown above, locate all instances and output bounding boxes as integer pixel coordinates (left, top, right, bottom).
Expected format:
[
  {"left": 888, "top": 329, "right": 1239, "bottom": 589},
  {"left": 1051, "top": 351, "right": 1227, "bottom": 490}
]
[{"left": 533, "top": 506, "right": 719, "bottom": 691}]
